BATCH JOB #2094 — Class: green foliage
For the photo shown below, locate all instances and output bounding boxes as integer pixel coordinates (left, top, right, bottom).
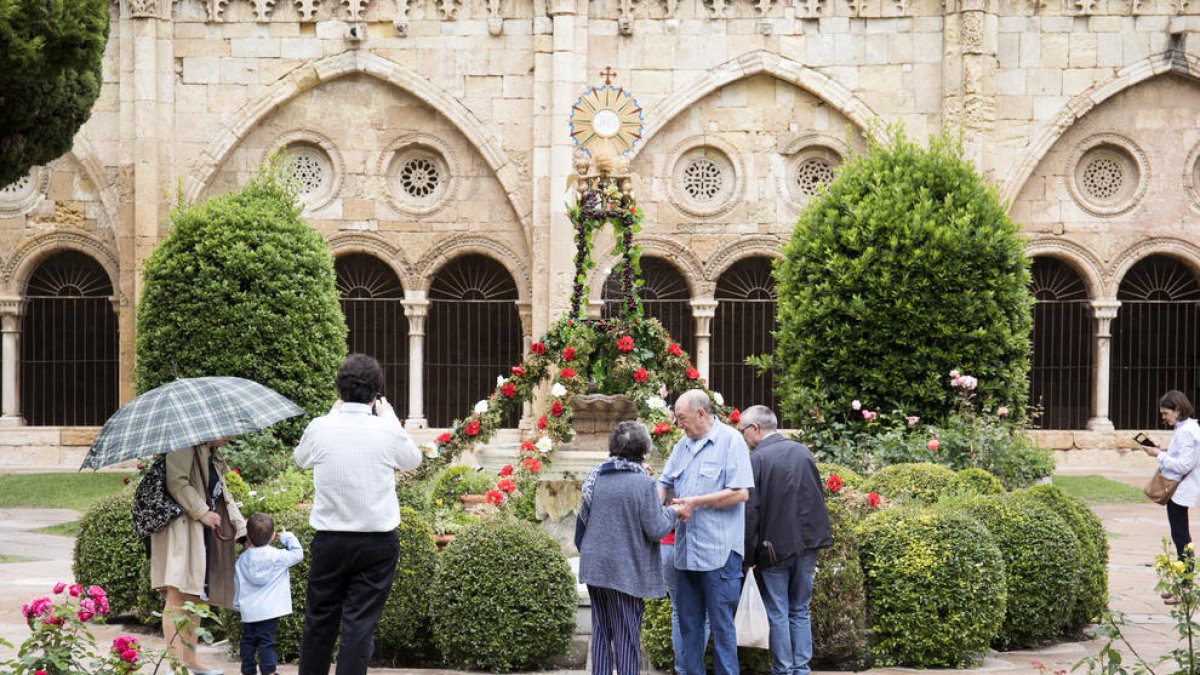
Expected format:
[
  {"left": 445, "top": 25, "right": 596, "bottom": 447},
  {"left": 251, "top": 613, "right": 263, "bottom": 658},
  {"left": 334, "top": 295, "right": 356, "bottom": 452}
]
[
  {"left": 955, "top": 467, "right": 1006, "bottom": 495},
  {"left": 72, "top": 491, "right": 160, "bottom": 622},
  {"left": 774, "top": 128, "right": 1032, "bottom": 428},
  {"left": 133, "top": 159, "right": 347, "bottom": 447},
  {"left": 431, "top": 465, "right": 497, "bottom": 502},
  {"left": 226, "top": 467, "right": 313, "bottom": 515},
  {"left": 222, "top": 432, "right": 291, "bottom": 484},
  {"left": 856, "top": 506, "right": 1006, "bottom": 667},
  {"left": 0, "top": 0, "right": 108, "bottom": 185},
  {"left": 430, "top": 518, "right": 576, "bottom": 672},
  {"left": 815, "top": 462, "right": 866, "bottom": 493},
  {"left": 959, "top": 492, "right": 1080, "bottom": 648},
  {"left": 640, "top": 597, "right": 674, "bottom": 672},
  {"left": 510, "top": 473, "right": 540, "bottom": 525},
  {"left": 375, "top": 507, "right": 439, "bottom": 665},
  {"left": 1023, "top": 484, "right": 1109, "bottom": 629},
  {"left": 0, "top": 472, "right": 131, "bottom": 511},
  {"left": 863, "top": 462, "right": 959, "bottom": 504},
  {"left": 811, "top": 501, "right": 868, "bottom": 668}
]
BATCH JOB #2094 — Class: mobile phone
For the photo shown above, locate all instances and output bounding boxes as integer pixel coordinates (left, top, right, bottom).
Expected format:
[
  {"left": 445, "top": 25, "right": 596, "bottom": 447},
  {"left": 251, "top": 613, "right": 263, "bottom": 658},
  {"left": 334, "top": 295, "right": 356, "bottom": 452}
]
[{"left": 1133, "top": 432, "right": 1155, "bottom": 447}]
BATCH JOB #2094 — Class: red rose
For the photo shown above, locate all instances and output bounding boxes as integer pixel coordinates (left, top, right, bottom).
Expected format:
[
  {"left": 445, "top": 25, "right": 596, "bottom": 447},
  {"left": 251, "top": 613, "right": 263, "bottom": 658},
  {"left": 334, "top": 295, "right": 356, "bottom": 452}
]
[
  {"left": 522, "top": 457, "right": 542, "bottom": 473},
  {"left": 668, "top": 343, "right": 683, "bottom": 357},
  {"left": 617, "top": 336, "right": 635, "bottom": 352},
  {"left": 531, "top": 342, "right": 546, "bottom": 355},
  {"left": 686, "top": 367, "right": 700, "bottom": 380},
  {"left": 729, "top": 409, "right": 741, "bottom": 424},
  {"left": 497, "top": 479, "right": 517, "bottom": 494},
  {"left": 653, "top": 422, "right": 672, "bottom": 435},
  {"left": 551, "top": 401, "right": 564, "bottom": 417},
  {"left": 867, "top": 492, "right": 881, "bottom": 508},
  {"left": 437, "top": 432, "right": 452, "bottom": 445},
  {"left": 560, "top": 367, "right": 576, "bottom": 379},
  {"left": 633, "top": 367, "right": 650, "bottom": 383},
  {"left": 486, "top": 489, "right": 504, "bottom": 506},
  {"left": 927, "top": 438, "right": 940, "bottom": 452},
  {"left": 826, "top": 474, "right": 843, "bottom": 493},
  {"left": 501, "top": 383, "right": 517, "bottom": 398},
  {"left": 464, "top": 419, "right": 481, "bottom": 436},
  {"left": 511, "top": 365, "right": 525, "bottom": 376},
  {"left": 562, "top": 346, "right": 576, "bottom": 361},
  {"left": 123, "top": 476, "right": 130, "bottom": 485},
  {"left": 537, "top": 415, "right": 548, "bottom": 430},
  {"left": 521, "top": 440, "right": 536, "bottom": 453},
  {"left": 231, "top": 468, "right": 240, "bottom": 475},
  {"left": 500, "top": 464, "right": 514, "bottom": 477}
]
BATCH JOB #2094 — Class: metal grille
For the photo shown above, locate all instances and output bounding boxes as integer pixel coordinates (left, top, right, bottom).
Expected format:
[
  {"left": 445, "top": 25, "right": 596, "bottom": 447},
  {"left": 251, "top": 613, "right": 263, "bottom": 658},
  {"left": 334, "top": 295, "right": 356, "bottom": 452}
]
[
  {"left": 1028, "top": 257, "right": 1093, "bottom": 429},
  {"left": 426, "top": 255, "right": 522, "bottom": 428},
  {"left": 1111, "top": 255, "right": 1200, "bottom": 430},
  {"left": 22, "top": 251, "right": 118, "bottom": 426},
  {"left": 602, "top": 257, "right": 696, "bottom": 358},
  {"left": 711, "top": 257, "right": 779, "bottom": 417},
  {"left": 336, "top": 254, "right": 408, "bottom": 407}
]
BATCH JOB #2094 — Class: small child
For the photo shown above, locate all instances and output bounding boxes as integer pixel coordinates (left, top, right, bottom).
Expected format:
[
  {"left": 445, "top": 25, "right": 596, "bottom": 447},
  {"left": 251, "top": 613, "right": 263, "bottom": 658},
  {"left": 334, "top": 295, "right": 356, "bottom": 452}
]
[{"left": 234, "top": 513, "right": 304, "bottom": 675}]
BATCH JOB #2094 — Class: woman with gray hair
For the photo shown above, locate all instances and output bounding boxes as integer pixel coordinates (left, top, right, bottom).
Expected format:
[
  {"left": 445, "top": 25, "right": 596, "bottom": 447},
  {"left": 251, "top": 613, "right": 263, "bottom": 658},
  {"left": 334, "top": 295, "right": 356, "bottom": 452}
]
[{"left": 576, "top": 420, "right": 680, "bottom": 675}]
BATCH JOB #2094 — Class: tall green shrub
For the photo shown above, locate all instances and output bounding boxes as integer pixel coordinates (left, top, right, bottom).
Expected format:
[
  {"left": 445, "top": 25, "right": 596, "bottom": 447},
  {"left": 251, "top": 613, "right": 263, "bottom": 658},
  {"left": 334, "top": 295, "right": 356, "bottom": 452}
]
[
  {"left": 134, "top": 159, "right": 346, "bottom": 446},
  {"left": 774, "top": 128, "right": 1032, "bottom": 426}
]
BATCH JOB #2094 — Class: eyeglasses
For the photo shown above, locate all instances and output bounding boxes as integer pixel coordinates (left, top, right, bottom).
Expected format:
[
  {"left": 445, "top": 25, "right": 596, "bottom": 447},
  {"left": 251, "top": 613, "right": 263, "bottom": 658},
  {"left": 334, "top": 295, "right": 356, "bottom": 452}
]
[{"left": 739, "top": 424, "right": 757, "bottom": 436}]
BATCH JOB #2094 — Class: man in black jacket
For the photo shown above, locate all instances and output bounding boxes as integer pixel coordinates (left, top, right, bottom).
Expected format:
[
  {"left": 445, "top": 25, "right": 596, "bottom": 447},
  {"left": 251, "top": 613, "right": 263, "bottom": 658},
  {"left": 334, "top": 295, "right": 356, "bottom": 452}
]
[{"left": 740, "top": 405, "right": 832, "bottom": 675}]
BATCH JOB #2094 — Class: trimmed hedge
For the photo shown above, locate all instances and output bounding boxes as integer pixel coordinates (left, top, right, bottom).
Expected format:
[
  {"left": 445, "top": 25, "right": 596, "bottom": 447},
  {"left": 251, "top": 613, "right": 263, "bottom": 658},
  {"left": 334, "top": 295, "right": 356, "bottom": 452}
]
[
  {"left": 1023, "top": 484, "right": 1109, "bottom": 629},
  {"left": 960, "top": 492, "right": 1080, "bottom": 648},
  {"left": 863, "top": 462, "right": 958, "bottom": 504},
  {"left": 73, "top": 490, "right": 160, "bottom": 622},
  {"left": 430, "top": 518, "right": 576, "bottom": 672},
  {"left": 811, "top": 500, "right": 867, "bottom": 668},
  {"left": 375, "top": 507, "right": 439, "bottom": 665},
  {"left": 816, "top": 463, "right": 866, "bottom": 493},
  {"left": 856, "top": 506, "right": 1006, "bottom": 667},
  {"left": 641, "top": 597, "right": 674, "bottom": 672},
  {"left": 955, "top": 467, "right": 1006, "bottom": 496}
]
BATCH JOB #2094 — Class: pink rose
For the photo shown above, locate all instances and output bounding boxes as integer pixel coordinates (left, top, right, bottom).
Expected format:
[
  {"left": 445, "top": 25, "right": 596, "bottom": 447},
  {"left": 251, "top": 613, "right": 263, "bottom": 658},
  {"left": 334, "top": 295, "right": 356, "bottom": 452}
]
[
  {"left": 68, "top": 584, "right": 82, "bottom": 597},
  {"left": 906, "top": 415, "right": 920, "bottom": 426},
  {"left": 76, "top": 610, "right": 94, "bottom": 622},
  {"left": 927, "top": 438, "right": 940, "bottom": 452},
  {"left": 949, "top": 369, "right": 960, "bottom": 379},
  {"left": 862, "top": 409, "right": 877, "bottom": 422},
  {"left": 79, "top": 598, "right": 96, "bottom": 615},
  {"left": 121, "top": 649, "right": 139, "bottom": 663},
  {"left": 997, "top": 406, "right": 1009, "bottom": 417},
  {"left": 52, "top": 582, "right": 67, "bottom": 594}
]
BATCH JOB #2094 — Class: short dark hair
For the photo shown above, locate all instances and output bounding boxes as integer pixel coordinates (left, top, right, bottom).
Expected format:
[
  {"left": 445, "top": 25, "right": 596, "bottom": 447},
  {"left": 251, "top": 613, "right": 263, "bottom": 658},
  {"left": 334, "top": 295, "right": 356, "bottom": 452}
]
[
  {"left": 609, "top": 420, "right": 652, "bottom": 463},
  {"left": 246, "top": 513, "right": 275, "bottom": 547},
  {"left": 336, "top": 353, "right": 384, "bottom": 404},
  {"left": 1160, "top": 390, "right": 1195, "bottom": 421}
]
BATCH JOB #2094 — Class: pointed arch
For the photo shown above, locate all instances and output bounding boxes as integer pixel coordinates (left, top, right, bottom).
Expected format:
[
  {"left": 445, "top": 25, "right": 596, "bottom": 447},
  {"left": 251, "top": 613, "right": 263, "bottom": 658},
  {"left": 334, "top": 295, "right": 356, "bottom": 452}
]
[
  {"left": 184, "top": 51, "right": 533, "bottom": 248},
  {"left": 1001, "top": 51, "right": 1200, "bottom": 206}
]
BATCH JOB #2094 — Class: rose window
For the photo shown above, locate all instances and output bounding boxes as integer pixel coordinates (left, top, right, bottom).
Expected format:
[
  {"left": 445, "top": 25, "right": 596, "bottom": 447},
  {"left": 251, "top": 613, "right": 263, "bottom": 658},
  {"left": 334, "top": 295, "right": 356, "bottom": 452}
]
[
  {"left": 399, "top": 158, "right": 440, "bottom": 199},
  {"left": 286, "top": 147, "right": 330, "bottom": 198},
  {"left": 1069, "top": 138, "right": 1143, "bottom": 215},
  {"left": 1080, "top": 157, "right": 1123, "bottom": 201},
  {"left": 682, "top": 159, "right": 724, "bottom": 202},
  {"left": 795, "top": 157, "right": 836, "bottom": 196}
]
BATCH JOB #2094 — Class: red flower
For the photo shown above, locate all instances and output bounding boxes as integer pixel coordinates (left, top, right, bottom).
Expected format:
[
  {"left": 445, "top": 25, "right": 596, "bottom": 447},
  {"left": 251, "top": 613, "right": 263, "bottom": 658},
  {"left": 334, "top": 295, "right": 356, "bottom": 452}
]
[
  {"left": 437, "top": 432, "right": 453, "bottom": 445},
  {"left": 35, "top": 671, "right": 48, "bottom": 675},
  {"left": 464, "top": 419, "right": 481, "bottom": 436},
  {"left": 551, "top": 401, "right": 565, "bottom": 417},
  {"left": 628, "top": 206, "right": 637, "bottom": 214},
  {"left": 653, "top": 422, "right": 672, "bottom": 435},
  {"left": 486, "top": 489, "right": 504, "bottom": 506},
  {"left": 668, "top": 343, "right": 683, "bottom": 357},
  {"left": 531, "top": 342, "right": 546, "bottom": 355},
  {"left": 511, "top": 365, "right": 525, "bottom": 376},
  {"left": 499, "top": 465, "right": 514, "bottom": 477},
  {"left": 123, "top": 476, "right": 131, "bottom": 485},
  {"left": 560, "top": 367, "right": 576, "bottom": 379},
  {"left": 77, "top": 610, "right": 94, "bottom": 622},
  {"left": 867, "top": 492, "right": 881, "bottom": 509},
  {"left": 729, "top": 409, "right": 741, "bottom": 424},
  {"left": 633, "top": 368, "right": 650, "bottom": 383},
  {"left": 562, "top": 346, "right": 576, "bottom": 361},
  {"left": 537, "top": 415, "right": 548, "bottom": 430},
  {"left": 121, "top": 649, "right": 139, "bottom": 664},
  {"left": 521, "top": 457, "right": 542, "bottom": 473},
  {"left": 521, "top": 440, "right": 536, "bottom": 453},
  {"left": 927, "top": 438, "right": 940, "bottom": 452},
  {"left": 497, "top": 479, "right": 517, "bottom": 494},
  {"left": 617, "top": 336, "right": 635, "bottom": 352},
  {"left": 69, "top": 585, "right": 82, "bottom": 597},
  {"left": 501, "top": 383, "right": 517, "bottom": 398},
  {"left": 686, "top": 367, "right": 700, "bottom": 380},
  {"left": 826, "top": 474, "right": 843, "bottom": 493}
]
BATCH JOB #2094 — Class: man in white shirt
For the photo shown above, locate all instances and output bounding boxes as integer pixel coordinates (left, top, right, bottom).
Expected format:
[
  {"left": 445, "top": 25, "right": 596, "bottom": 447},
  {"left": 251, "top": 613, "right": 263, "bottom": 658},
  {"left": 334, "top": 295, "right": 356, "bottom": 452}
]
[{"left": 294, "top": 353, "right": 422, "bottom": 675}]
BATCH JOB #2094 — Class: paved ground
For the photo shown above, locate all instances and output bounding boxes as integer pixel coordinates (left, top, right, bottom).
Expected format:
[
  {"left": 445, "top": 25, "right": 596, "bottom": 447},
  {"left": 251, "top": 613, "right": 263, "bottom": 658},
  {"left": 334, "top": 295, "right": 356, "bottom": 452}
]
[{"left": 0, "top": 466, "right": 1186, "bottom": 675}]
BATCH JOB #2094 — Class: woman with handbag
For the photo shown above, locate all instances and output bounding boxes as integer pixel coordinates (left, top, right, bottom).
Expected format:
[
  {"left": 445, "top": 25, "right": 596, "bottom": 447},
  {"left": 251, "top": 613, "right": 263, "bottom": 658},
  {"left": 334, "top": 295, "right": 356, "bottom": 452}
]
[
  {"left": 150, "top": 439, "right": 247, "bottom": 675},
  {"left": 1141, "top": 390, "right": 1200, "bottom": 603}
]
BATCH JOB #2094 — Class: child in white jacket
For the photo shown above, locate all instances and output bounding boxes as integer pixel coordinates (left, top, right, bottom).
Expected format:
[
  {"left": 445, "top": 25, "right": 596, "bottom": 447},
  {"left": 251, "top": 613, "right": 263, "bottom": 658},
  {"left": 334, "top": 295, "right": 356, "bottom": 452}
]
[{"left": 234, "top": 513, "right": 305, "bottom": 675}]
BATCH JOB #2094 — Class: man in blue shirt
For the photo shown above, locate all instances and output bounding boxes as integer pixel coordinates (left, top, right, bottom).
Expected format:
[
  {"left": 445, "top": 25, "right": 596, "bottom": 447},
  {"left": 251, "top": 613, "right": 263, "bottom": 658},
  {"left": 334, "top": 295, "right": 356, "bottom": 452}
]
[{"left": 658, "top": 389, "right": 754, "bottom": 675}]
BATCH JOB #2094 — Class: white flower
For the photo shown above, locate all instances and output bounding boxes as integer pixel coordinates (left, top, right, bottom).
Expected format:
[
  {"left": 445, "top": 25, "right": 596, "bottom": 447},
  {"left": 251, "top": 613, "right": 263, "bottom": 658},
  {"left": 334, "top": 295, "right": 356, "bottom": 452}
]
[
  {"left": 497, "top": 375, "right": 508, "bottom": 387},
  {"left": 550, "top": 383, "right": 568, "bottom": 398},
  {"left": 474, "top": 399, "right": 490, "bottom": 414},
  {"left": 851, "top": 400, "right": 862, "bottom": 411},
  {"left": 536, "top": 436, "right": 554, "bottom": 453},
  {"left": 423, "top": 445, "right": 440, "bottom": 458},
  {"left": 712, "top": 392, "right": 725, "bottom": 407},
  {"left": 646, "top": 395, "right": 668, "bottom": 410},
  {"left": 248, "top": 490, "right": 258, "bottom": 497}
]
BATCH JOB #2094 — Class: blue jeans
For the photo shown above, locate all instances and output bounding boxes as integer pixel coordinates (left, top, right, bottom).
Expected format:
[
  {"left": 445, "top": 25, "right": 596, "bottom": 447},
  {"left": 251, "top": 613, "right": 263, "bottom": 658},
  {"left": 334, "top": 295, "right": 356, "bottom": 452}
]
[
  {"left": 661, "top": 543, "right": 709, "bottom": 675},
  {"left": 676, "top": 551, "right": 742, "bottom": 675},
  {"left": 240, "top": 617, "right": 279, "bottom": 675},
  {"left": 756, "top": 551, "right": 818, "bottom": 675}
]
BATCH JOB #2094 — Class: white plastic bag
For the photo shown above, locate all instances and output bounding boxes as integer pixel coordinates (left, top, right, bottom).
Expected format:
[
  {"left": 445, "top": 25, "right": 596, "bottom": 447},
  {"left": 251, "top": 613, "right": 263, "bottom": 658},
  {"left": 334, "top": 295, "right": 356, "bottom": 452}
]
[{"left": 735, "top": 568, "right": 770, "bottom": 649}]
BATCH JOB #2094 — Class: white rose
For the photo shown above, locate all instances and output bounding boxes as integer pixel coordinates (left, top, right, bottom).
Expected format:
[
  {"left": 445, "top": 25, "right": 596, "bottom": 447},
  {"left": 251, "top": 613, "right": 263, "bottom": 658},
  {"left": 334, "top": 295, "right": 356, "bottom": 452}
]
[
  {"left": 536, "top": 436, "right": 554, "bottom": 453},
  {"left": 474, "top": 400, "right": 490, "bottom": 414},
  {"left": 713, "top": 392, "right": 725, "bottom": 406},
  {"left": 550, "top": 383, "right": 568, "bottom": 398},
  {"left": 497, "top": 375, "right": 507, "bottom": 387},
  {"left": 248, "top": 490, "right": 257, "bottom": 497},
  {"left": 423, "top": 445, "right": 440, "bottom": 458},
  {"left": 646, "top": 396, "right": 667, "bottom": 410}
]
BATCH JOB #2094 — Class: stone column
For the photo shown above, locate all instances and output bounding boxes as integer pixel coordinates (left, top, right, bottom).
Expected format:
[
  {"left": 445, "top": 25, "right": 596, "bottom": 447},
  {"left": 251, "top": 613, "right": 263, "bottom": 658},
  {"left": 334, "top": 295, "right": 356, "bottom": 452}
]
[
  {"left": 0, "top": 298, "right": 24, "bottom": 427},
  {"left": 1086, "top": 301, "right": 1120, "bottom": 432},
  {"left": 402, "top": 293, "right": 429, "bottom": 429},
  {"left": 517, "top": 300, "right": 534, "bottom": 428},
  {"left": 691, "top": 299, "right": 718, "bottom": 383},
  {"left": 943, "top": 0, "right": 997, "bottom": 167},
  {"left": 545, "top": 0, "right": 583, "bottom": 325}
]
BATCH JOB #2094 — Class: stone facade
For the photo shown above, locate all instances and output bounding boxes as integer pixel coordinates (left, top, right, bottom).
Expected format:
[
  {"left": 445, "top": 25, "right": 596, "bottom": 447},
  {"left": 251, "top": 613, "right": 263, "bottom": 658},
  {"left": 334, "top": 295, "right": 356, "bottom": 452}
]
[{"left": 1, "top": 0, "right": 1199, "bottom": 464}]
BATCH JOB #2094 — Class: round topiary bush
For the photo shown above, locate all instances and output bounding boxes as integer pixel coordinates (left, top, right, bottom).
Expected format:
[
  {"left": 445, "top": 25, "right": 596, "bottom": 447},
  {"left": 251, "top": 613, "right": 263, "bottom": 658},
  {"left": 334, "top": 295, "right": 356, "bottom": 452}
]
[
  {"left": 955, "top": 467, "right": 1006, "bottom": 496},
  {"left": 375, "top": 507, "right": 439, "bottom": 665},
  {"left": 133, "top": 159, "right": 346, "bottom": 448},
  {"left": 431, "top": 517, "right": 576, "bottom": 672},
  {"left": 959, "top": 492, "right": 1080, "bottom": 648},
  {"left": 856, "top": 506, "right": 1006, "bottom": 667},
  {"left": 774, "top": 129, "right": 1032, "bottom": 427},
  {"left": 863, "top": 462, "right": 959, "bottom": 504},
  {"left": 811, "top": 501, "right": 867, "bottom": 668},
  {"left": 73, "top": 490, "right": 159, "bottom": 621},
  {"left": 1022, "top": 484, "right": 1109, "bottom": 630}
]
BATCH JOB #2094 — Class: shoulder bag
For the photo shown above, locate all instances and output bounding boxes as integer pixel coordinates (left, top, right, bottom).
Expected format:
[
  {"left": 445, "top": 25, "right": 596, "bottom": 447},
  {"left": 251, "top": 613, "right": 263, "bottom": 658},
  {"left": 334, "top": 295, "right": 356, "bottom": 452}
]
[
  {"left": 1144, "top": 469, "right": 1180, "bottom": 506},
  {"left": 131, "top": 455, "right": 185, "bottom": 540}
]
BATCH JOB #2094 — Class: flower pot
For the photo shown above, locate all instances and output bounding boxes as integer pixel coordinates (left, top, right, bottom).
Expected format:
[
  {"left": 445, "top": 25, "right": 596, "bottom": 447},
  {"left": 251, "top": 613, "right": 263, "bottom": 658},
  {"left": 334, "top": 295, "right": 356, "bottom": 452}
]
[
  {"left": 433, "top": 533, "right": 455, "bottom": 550},
  {"left": 459, "top": 493, "right": 488, "bottom": 506}
]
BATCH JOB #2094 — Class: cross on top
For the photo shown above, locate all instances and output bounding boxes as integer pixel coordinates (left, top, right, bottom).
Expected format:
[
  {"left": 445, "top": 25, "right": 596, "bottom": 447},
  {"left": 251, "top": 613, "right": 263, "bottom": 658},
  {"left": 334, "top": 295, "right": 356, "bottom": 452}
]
[{"left": 599, "top": 66, "right": 618, "bottom": 85}]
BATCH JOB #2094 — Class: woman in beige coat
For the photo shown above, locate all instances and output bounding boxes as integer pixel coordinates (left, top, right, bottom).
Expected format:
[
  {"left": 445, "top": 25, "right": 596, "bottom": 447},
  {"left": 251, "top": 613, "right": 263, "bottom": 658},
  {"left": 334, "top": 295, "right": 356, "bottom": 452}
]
[{"left": 151, "top": 439, "right": 247, "bottom": 675}]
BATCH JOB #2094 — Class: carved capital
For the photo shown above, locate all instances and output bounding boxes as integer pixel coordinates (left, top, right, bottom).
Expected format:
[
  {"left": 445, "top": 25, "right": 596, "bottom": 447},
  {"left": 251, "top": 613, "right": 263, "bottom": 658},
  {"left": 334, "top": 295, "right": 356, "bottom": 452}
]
[
  {"left": 1090, "top": 300, "right": 1121, "bottom": 321},
  {"left": 691, "top": 299, "right": 718, "bottom": 336},
  {"left": 516, "top": 300, "right": 534, "bottom": 337},
  {"left": 127, "top": 0, "right": 158, "bottom": 17},
  {"left": 403, "top": 299, "right": 430, "bottom": 335},
  {"left": 0, "top": 297, "right": 23, "bottom": 333}
]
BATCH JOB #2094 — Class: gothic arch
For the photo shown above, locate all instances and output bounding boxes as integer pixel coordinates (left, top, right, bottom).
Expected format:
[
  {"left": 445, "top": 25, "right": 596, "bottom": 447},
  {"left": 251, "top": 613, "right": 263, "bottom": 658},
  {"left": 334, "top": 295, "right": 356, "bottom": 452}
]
[
  {"left": 1001, "top": 51, "right": 1200, "bottom": 206},
  {"left": 326, "top": 232, "right": 414, "bottom": 290},
  {"left": 704, "top": 236, "right": 784, "bottom": 281},
  {"left": 637, "top": 50, "right": 880, "bottom": 153},
  {"left": 414, "top": 235, "right": 531, "bottom": 302},
  {"left": 1109, "top": 238, "right": 1200, "bottom": 298},
  {"left": 587, "top": 235, "right": 710, "bottom": 307},
  {"left": 1024, "top": 238, "right": 1106, "bottom": 302},
  {"left": 66, "top": 136, "right": 119, "bottom": 234},
  {"left": 184, "top": 51, "right": 533, "bottom": 248},
  {"left": 3, "top": 230, "right": 120, "bottom": 297}
]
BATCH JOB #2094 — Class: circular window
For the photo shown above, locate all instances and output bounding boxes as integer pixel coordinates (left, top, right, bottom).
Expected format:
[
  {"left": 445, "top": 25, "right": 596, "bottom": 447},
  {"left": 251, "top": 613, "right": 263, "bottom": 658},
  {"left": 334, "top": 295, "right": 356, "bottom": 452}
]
[
  {"left": 795, "top": 157, "right": 836, "bottom": 196},
  {"left": 682, "top": 158, "right": 725, "bottom": 202},
  {"left": 384, "top": 139, "right": 454, "bottom": 216},
  {"left": 1067, "top": 135, "right": 1147, "bottom": 216},
  {"left": 1185, "top": 144, "right": 1200, "bottom": 211},
  {"left": 0, "top": 168, "right": 49, "bottom": 217},
  {"left": 398, "top": 157, "right": 440, "bottom": 199},
  {"left": 287, "top": 146, "right": 331, "bottom": 201},
  {"left": 669, "top": 143, "right": 739, "bottom": 218}
]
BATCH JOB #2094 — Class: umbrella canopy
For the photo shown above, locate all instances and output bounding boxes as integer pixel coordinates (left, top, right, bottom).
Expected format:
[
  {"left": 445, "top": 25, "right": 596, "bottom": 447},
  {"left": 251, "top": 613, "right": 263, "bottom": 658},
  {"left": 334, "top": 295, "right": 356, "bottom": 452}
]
[{"left": 82, "top": 376, "right": 306, "bottom": 470}]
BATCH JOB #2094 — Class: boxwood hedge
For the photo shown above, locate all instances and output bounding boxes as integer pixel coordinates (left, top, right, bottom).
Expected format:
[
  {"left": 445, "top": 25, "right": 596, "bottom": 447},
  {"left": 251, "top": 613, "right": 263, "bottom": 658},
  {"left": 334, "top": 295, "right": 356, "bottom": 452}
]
[{"left": 1023, "top": 484, "right": 1109, "bottom": 629}]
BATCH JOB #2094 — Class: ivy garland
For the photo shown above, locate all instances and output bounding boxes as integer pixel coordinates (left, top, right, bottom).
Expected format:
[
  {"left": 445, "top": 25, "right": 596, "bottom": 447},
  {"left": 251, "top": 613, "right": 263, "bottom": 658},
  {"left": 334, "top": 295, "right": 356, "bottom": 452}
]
[{"left": 411, "top": 181, "right": 740, "bottom": 509}]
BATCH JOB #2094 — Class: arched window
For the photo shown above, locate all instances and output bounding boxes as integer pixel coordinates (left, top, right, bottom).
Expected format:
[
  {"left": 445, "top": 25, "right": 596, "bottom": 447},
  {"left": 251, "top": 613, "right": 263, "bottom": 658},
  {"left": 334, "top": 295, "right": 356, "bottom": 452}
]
[
  {"left": 602, "top": 257, "right": 696, "bottom": 358},
  {"left": 335, "top": 254, "right": 408, "bottom": 407},
  {"left": 1111, "top": 255, "right": 1200, "bottom": 429},
  {"left": 426, "top": 255, "right": 522, "bottom": 428},
  {"left": 711, "top": 257, "right": 778, "bottom": 416},
  {"left": 22, "top": 251, "right": 118, "bottom": 426},
  {"left": 1028, "top": 257, "right": 1093, "bottom": 429}
]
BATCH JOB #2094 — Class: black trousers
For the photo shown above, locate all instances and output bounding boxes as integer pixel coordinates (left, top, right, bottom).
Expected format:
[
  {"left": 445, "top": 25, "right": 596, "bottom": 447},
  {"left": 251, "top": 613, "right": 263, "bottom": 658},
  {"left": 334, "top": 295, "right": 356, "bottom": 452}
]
[
  {"left": 1168, "top": 500, "right": 1193, "bottom": 562},
  {"left": 298, "top": 530, "right": 400, "bottom": 675}
]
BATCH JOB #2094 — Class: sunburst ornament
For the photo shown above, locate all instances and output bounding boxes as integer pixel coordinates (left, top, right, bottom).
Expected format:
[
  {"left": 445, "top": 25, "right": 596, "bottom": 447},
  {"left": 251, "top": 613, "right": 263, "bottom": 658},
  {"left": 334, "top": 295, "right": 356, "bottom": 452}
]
[{"left": 569, "top": 77, "right": 644, "bottom": 157}]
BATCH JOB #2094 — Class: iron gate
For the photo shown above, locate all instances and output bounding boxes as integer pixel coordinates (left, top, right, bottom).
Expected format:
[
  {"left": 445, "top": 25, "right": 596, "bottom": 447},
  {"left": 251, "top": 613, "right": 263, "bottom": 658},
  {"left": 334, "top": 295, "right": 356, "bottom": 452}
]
[
  {"left": 1029, "top": 257, "right": 1093, "bottom": 429},
  {"left": 336, "top": 254, "right": 408, "bottom": 407},
  {"left": 711, "top": 257, "right": 779, "bottom": 417},
  {"left": 603, "top": 257, "right": 696, "bottom": 358}
]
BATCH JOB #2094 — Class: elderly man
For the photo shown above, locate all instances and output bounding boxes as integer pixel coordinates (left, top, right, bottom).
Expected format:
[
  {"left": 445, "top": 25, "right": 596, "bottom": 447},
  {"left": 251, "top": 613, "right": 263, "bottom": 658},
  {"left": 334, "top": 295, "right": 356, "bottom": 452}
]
[
  {"left": 657, "top": 389, "right": 754, "bottom": 675},
  {"left": 740, "top": 405, "right": 831, "bottom": 675}
]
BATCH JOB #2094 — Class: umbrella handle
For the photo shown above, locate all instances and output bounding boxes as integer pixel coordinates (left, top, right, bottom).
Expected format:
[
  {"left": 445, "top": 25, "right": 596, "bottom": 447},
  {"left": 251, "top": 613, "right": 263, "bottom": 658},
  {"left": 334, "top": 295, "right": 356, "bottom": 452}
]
[{"left": 212, "top": 520, "right": 236, "bottom": 542}]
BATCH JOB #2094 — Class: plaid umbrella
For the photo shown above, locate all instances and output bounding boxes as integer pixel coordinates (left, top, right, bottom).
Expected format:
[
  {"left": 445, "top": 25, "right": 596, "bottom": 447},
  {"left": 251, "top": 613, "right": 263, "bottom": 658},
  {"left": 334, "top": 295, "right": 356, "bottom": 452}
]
[{"left": 82, "top": 376, "right": 305, "bottom": 470}]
